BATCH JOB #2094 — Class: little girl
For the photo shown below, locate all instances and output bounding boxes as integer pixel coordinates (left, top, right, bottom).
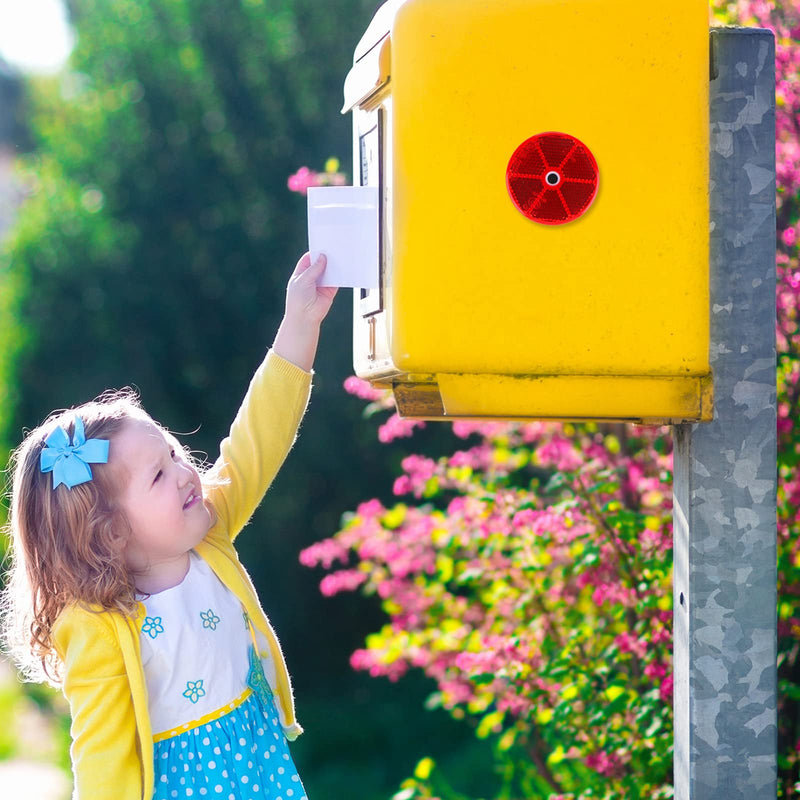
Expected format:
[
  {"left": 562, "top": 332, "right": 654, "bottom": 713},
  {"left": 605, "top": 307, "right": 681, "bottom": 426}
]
[{"left": 1, "top": 253, "right": 336, "bottom": 800}]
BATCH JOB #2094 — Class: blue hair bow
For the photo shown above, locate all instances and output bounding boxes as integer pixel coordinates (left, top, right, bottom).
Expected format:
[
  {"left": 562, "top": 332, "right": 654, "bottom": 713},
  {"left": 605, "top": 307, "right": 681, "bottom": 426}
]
[{"left": 40, "top": 416, "right": 110, "bottom": 490}]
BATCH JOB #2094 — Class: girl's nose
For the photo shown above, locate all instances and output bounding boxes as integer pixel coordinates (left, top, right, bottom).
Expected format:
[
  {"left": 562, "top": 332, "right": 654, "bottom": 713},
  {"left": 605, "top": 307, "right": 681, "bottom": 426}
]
[{"left": 177, "top": 461, "right": 194, "bottom": 485}]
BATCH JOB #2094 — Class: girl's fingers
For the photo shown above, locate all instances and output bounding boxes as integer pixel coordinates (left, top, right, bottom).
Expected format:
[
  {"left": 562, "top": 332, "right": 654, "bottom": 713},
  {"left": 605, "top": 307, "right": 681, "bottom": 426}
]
[
  {"left": 291, "top": 252, "right": 326, "bottom": 281},
  {"left": 291, "top": 252, "right": 313, "bottom": 277},
  {"left": 306, "top": 253, "right": 327, "bottom": 276}
]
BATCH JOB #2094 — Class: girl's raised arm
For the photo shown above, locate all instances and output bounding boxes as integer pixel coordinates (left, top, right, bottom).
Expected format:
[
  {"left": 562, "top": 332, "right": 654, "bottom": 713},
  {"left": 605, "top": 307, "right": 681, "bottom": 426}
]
[
  {"left": 205, "top": 253, "right": 336, "bottom": 539},
  {"left": 272, "top": 252, "right": 337, "bottom": 371}
]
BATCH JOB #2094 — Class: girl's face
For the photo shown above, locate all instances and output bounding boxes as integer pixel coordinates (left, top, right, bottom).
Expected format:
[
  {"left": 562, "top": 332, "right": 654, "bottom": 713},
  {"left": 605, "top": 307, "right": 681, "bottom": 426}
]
[{"left": 114, "top": 417, "right": 212, "bottom": 576}]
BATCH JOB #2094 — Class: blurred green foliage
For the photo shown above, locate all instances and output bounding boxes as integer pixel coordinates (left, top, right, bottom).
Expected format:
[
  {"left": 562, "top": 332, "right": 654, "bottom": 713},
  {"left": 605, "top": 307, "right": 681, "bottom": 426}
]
[
  {"left": 2, "top": 0, "right": 385, "bottom": 668},
  {"left": 0, "top": 1, "right": 481, "bottom": 797}
]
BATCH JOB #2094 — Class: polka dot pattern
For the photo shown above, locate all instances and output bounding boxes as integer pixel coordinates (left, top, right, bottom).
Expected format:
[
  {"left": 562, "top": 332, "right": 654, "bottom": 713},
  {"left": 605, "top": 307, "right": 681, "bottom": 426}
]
[{"left": 153, "top": 693, "right": 307, "bottom": 800}]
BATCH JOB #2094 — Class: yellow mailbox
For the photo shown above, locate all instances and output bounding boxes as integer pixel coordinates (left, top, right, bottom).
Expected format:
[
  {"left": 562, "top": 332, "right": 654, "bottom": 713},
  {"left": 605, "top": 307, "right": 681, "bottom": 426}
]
[{"left": 342, "top": 0, "right": 711, "bottom": 424}]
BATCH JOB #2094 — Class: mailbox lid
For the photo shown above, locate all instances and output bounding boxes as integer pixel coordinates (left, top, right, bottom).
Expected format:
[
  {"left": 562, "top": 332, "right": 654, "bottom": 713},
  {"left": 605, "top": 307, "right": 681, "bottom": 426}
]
[
  {"left": 386, "top": 0, "right": 709, "bottom": 379},
  {"left": 352, "top": 0, "right": 405, "bottom": 63},
  {"left": 342, "top": 0, "right": 407, "bottom": 113}
]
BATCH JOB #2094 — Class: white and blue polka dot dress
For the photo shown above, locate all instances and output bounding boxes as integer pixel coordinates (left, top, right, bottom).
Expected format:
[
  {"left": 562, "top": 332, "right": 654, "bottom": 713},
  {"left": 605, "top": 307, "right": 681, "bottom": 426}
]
[{"left": 139, "top": 553, "right": 308, "bottom": 800}]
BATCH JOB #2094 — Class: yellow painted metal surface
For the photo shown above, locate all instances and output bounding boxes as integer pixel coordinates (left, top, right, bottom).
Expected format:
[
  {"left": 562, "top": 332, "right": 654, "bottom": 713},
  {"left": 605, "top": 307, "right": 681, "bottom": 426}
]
[{"left": 344, "top": 0, "right": 711, "bottom": 423}]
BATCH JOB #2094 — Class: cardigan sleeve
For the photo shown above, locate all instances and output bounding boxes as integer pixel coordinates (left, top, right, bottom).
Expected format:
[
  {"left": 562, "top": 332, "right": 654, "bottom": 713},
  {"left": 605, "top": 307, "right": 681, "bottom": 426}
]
[
  {"left": 53, "top": 607, "right": 143, "bottom": 800},
  {"left": 205, "top": 349, "right": 312, "bottom": 541}
]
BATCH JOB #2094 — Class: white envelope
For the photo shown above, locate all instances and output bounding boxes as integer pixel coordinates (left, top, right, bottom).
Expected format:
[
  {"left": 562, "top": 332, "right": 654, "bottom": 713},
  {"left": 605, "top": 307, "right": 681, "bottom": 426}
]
[{"left": 307, "top": 186, "right": 379, "bottom": 289}]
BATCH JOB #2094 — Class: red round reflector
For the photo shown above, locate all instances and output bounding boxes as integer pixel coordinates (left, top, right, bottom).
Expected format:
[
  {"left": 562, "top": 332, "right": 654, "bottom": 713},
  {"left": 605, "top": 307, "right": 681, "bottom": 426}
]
[{"left": 506, "top": 133, "right": 599, "bottom": 225}]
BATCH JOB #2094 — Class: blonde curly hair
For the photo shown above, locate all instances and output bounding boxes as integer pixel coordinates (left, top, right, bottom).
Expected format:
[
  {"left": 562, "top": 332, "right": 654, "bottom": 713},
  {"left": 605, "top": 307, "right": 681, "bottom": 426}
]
[{"left": 1, "top": 390, "right": 187, "bottom": 684}]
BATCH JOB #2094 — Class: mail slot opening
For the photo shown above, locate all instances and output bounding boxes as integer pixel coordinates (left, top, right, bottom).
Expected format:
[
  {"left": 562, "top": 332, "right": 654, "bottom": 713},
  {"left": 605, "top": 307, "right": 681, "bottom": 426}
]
[{"left": 358, "top": 111, "right": 384, "bottom": 317}]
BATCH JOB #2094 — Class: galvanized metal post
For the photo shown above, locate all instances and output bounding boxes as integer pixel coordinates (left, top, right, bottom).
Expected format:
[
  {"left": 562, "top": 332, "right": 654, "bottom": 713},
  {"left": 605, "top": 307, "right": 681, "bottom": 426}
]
[{"left": 673, "top": 27, "right": 776, "bottom": 799}]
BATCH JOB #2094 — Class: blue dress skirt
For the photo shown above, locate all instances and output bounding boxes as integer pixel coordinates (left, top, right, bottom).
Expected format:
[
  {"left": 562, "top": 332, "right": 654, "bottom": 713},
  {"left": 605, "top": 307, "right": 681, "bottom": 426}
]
[{"left": 152, "top": 689, "right": 308, "bottom": 800}]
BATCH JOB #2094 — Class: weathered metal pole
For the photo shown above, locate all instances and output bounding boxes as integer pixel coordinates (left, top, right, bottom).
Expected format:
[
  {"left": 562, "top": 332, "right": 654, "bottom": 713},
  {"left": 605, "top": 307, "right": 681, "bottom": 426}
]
[{"left": 673, "top": 27, "right": 777, "bottom": 799}]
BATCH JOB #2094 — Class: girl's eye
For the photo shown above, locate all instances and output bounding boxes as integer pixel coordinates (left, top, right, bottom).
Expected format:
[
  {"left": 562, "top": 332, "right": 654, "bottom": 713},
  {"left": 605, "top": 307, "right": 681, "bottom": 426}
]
[{"left": 153, "top": 470, "right": 162, "bottom": 485}]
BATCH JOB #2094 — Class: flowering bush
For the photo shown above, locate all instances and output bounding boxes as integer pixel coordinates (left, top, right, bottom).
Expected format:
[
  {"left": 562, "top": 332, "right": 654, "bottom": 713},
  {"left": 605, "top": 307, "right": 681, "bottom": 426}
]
[
  {"left": 298, "top": 2, "right": 800, "bottom": 796},
  {"left": 302, "top": 418, "right": 675, "bottom": 797},
  {"left": 287, "top": 158, "right": 347, "bottom": 195}
]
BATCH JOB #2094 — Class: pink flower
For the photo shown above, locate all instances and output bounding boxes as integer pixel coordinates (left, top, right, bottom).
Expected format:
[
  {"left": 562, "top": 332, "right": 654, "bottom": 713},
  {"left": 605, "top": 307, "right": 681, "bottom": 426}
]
[
  {"left": 446, "top": 496, "right": 467, "bottom": 516},
  {"left": 401, "top": 454, "right": 435, "bottom": 478},
  {"left": 497, "top": 692, "right": 533, "bottom": 717},
  {"left": 519, "top": 422, "right": 548, "bottom": 443},
  {"left": 438, "top": 679, "right": 475, "bottom": 707},
  {"left": 512, "top": 508, "right": 539, "bottom": 529},
  {"left": 392, "top": 454, "right": 438, "bottom": 496},
  {"left": 446, "top": 445, "right": 494, "bottom": 472},
  {"left": 451, "top": 421, "right": 509, "bottom": 440},
  {"left": 615, "top": 632, "right": 648, "bottom": 658},
  {"left": 378, "top": 413, "right": 425, "bottom": 443},
  {"left": 644, "top": 661, "right": 668, "bottom": 680},
  {"left": 350, "top": 648, "right": 408, "bottom": 681},
  {"left": 393, "top": 475, "right": 413, "bottom": 495},
  {"left": 319, "top": 569, "right": 367, "bottom": 597},
  {"left": 287, "top": 166, "right": 319, "bottom": 195},
  {"left": 592, "top": 581, "right": 637, "bottom": 608},
  {"left": 343, "top": 375, "right": 386, "bottom": 401},
  {"left": 356, "top": 498, "right": 385, "bottom": 518},
  {"left": 535, "top": 436, "right": 583, "bottom": 471},
  {"left": 585, "top": 749, "right": 623, "bottom": 777},
  {"left": 659, "top": 673, "right": 674, "bottom": 704},
  {"left": 299, "top": 539, "right": 349, "bottom": 569}
]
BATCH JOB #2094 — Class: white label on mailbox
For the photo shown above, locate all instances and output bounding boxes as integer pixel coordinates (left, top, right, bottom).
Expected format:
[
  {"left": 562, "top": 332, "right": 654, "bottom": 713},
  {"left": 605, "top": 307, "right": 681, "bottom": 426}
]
[{"left": 307, "top": 186, "right": 379, "bottom": 289}]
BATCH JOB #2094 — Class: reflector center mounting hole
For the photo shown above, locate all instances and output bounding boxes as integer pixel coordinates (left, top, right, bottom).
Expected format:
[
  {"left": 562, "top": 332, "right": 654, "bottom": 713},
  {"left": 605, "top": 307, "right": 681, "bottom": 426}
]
[{"left": 545, "top": 171, "right": 561, "bottom": 186}]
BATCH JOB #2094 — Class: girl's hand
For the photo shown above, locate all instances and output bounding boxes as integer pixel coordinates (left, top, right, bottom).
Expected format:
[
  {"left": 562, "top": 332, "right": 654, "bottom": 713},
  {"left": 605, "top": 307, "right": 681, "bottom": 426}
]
[
  {"left": 272, "top": 252, "right": 338, "bottom": 371},
  {"left": 285, "top": 252, "right": 337, "bottom": 327}
]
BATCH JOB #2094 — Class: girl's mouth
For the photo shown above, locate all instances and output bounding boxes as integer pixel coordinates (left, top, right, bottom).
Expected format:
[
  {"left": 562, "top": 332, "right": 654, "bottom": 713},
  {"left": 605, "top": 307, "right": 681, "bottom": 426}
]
[{"left": 183, "top": 491, "right": 200, "bottom": 510}]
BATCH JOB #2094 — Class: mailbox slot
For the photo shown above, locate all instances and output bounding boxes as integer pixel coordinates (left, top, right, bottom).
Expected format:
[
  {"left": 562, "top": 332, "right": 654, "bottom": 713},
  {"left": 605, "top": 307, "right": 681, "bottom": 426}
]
[{"left": 357, "top": 112, "right": 384, "bottom": 317}]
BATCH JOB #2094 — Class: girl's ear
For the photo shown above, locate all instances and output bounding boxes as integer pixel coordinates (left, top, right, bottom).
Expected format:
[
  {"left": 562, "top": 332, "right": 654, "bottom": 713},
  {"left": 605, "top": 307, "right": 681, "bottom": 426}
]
[{"left": 101, "top": 507, "right": 132, "bottom": 555}]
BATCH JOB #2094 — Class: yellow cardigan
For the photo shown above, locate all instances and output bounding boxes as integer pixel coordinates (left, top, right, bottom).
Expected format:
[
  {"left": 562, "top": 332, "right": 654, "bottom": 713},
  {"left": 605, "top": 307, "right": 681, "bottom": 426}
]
[{"left": 52, "top": 350, "right": 312, "bottom": 800}]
